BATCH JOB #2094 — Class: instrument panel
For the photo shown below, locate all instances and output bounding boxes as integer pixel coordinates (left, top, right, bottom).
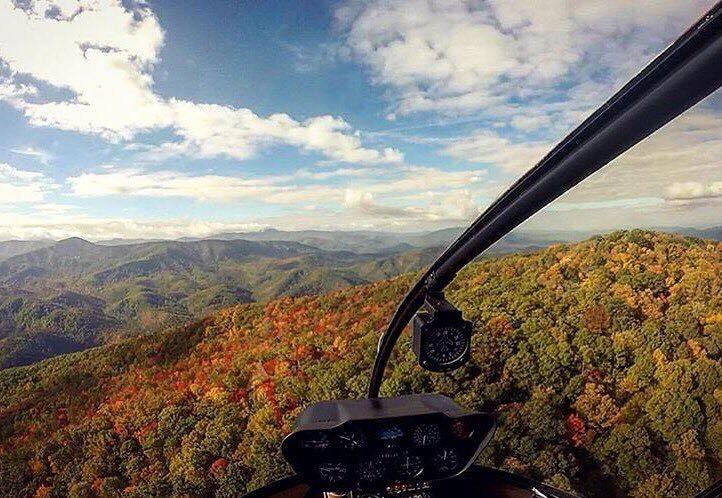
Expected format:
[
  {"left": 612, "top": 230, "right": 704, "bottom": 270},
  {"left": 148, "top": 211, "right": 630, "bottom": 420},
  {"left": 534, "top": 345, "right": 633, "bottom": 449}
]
[
  {"left": 241, "top": 466, "right": 581, "bottom": 498},
  {"left": 282, "top": 394, "right": 495, "bottom": 492}
]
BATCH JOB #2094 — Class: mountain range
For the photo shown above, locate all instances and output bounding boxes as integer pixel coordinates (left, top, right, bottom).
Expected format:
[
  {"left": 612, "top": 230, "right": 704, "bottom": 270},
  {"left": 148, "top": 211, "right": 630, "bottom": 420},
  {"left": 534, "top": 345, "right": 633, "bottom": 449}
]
[
  {"left": 0, "top": 226, "right": 718, "bottom": 370},
  {"left": 0, "top": 237, "right": 438, "bottom": 369}
]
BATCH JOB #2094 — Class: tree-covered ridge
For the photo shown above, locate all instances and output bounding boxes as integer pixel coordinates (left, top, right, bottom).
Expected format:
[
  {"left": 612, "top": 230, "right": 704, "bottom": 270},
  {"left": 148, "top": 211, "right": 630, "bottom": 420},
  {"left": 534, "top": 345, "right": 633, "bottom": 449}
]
[
  {"left": 0, "top": 288, "right": 121, "bottom": 368},
  {"left": 0, "top": 230, "right": 720, "bottom": 497},
  {"left": 0, "top": 237, "right": 441, "bottom": 368}
]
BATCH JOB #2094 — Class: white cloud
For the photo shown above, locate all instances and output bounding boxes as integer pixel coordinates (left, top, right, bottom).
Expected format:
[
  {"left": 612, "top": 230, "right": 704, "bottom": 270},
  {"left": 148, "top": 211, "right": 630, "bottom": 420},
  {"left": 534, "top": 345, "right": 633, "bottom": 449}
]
[
  {"left": 0, "top": 163, "right": 55, "bottom": 202},
  {"left": 337, "top": 0, "right": 714, "bottom": 120},
  {"left": 512, "top": 104, "right": 722, "bottom": 229},
  {"left": 0, "top": 1, "right": 402, "bottom": 165},
  {"left": 10, "top": 146, "right": 53, "bottom": 165},
  {"left": 161, "top": 101, "right": 403, "bottom": 164},
  {"left": 67, "top": 167, "right": 339, "bottom": 204},
  {"left": 62, "top": 163, "right": 489, "bottom": 231},
  {"left": 666, "top": 181, "right": 722, "bottom": 200},
  {"left": 0, "top": 211, "right": 270, "bottom": 241},
  {"left": 0, "top": 0, "right": 167, "bottom": 139},
  {"left": 365, "top": 165, "right": 487, "bottom": 196},
  {"left": 344, "top": 188, "right": 478, "bottom": 222},
  {"left": 510, "top": 114, "right": 552, "bottom": 133},
  {"left": 0, "top": 79, "right": 37, "bottom": 100},
  {"left": 559, "top": 108, "right": 722, "bottom": 203},
  {"left": 442, "top": 132, "right": 551, "bottom": 173},
  {"left": 434, "top": 102, "right": 722, "bottom": 229},
  {"left": 67, "top": 163, "right": 487, "bottom": 205}
]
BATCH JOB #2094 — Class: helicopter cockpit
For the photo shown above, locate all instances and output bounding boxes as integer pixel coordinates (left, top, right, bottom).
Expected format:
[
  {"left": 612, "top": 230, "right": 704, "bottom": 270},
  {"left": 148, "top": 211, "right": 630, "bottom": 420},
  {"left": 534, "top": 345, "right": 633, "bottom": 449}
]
[{"left": 243, "top": 3, "right": 722, "bottom": 498}]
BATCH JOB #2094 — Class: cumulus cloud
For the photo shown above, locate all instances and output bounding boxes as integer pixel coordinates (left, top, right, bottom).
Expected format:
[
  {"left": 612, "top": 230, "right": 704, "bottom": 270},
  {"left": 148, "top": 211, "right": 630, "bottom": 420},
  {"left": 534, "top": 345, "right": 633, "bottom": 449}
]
[
  {"left": 0, "top": 163, "right": 55, "bottom": 202},
  {"left": 0, "top": 0, "right": 167, "bottom": 139},
  {"left": 61, "top": 163, "right": 488, "bottom": 232},
  {"left": 10, "top": 146, "right": 53, "bottom": 165},
  {"left": 0, "top": 212, "right": 270, "bottom": 241},
  {"left": 337, "top": 0, "right": 713, "bottom": 121},
  {"left": 0, "top": 79, "right": 37, "bottom": 100},
  {"left": 0, "top": 1, "right": 402, "bottom": 165},
  {"left": 67, "top": 164, "right": 487, "bottom": 204},
  {"left": 335, "top": 0, "right": 719, "bottom": 232},
  {"left": 161, "top": 102, "right": 403, "bottom": 163},
  {"left": 436, "top": 101, "right": 722, "bottom": 230},
  {"left": 5, "top": 165, "right": 485, "bottom": 239},
  {"left": 67, "top": 167, "right": 340, "bottom": 204},
  {"left": 344, "top": 188, "right": 478, "bottom": 222},
  {"left": 666, "top": 181, "right": 722, "bottom": 201},
  {"left": 442, "top": 132, "right": 551, "bottom": 173}
]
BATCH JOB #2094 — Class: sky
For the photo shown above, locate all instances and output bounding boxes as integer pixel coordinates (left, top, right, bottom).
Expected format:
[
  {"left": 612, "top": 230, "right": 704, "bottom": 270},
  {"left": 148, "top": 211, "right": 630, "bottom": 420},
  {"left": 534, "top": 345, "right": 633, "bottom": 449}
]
[{"left": 0, "top": 0, "right": 720, "bottom": 240}]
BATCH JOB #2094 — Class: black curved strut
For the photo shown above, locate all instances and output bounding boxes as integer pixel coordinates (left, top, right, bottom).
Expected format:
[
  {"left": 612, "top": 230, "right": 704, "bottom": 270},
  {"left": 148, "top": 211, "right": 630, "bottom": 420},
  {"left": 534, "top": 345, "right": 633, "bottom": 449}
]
[{"left": 368, "top": 2, "right": 722, "bottom": 398}]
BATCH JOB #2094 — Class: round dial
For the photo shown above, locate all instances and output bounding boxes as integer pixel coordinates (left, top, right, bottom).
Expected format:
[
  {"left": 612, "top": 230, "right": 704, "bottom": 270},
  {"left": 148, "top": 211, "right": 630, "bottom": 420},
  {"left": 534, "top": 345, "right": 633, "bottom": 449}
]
[
  {"left": 411, "top": 423, "right": 442, "bottom": 448},
  {"left": 375, "top": 424, "right": 404, "bottom": 444},
  {"left": 315, "top": 462, "right": 348, "bottom": 484},
  {"left": 430, "top": 447, "right": 460, "bottom": 475},
  {"left": 299, "top": 432, "right": 330, "bottom": 450},
  {"left": 336, "top": 429, "right": 368, "bottom": 449},
  {"left": 423, "top": 325, "right": 468, "bottom": 366},
  {"left": 396, "top": 452, "right": 424, "bottom": 479},
  {"left": 356, "top": 457, "right": 385, "bottom": 483}
]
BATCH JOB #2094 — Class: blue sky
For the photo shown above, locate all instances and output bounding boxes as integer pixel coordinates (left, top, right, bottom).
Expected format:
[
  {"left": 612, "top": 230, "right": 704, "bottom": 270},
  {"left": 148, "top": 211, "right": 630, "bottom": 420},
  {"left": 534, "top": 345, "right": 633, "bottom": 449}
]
[{"left": 0, "top": 0, "right": 720, "bottom": 240}]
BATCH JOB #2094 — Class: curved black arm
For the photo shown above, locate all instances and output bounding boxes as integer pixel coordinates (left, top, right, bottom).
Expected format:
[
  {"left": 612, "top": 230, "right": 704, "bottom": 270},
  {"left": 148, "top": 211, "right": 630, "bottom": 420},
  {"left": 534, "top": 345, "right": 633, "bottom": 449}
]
[{"left": 368, "top": 1, "right": 722, "bottom": 398}]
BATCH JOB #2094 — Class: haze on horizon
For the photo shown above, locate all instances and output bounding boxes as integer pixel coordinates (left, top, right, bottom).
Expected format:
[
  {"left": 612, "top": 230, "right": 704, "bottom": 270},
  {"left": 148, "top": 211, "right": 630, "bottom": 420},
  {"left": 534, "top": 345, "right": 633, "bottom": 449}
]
[{"left": 1, "top": 0, "right": 720, "bottom": 241}]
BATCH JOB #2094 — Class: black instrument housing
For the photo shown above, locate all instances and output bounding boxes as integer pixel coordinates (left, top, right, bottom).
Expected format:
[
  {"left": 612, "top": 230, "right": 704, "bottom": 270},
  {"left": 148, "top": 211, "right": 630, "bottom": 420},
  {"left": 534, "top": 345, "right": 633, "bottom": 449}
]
[
  {"left": 413, "top": 293, "right": 472, "bottom": 372},
  {"left": 281, "top": 394, "right": 495, "bottom": 492}
]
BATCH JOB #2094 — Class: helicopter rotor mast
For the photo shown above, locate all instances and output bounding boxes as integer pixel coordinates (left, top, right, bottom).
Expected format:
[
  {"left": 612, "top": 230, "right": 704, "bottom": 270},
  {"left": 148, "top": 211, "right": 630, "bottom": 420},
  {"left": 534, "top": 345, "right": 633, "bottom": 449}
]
[{"left": 368, "top": 2, "right": 722, "bottom": 398}]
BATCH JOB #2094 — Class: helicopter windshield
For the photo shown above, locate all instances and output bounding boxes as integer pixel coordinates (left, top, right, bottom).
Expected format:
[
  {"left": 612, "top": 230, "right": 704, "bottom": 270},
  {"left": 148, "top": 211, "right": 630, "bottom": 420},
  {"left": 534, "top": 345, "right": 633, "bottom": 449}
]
[
  {"left": 248, "top": 7, "right": 722, "bottom": 497},
  {"left": 0, "top": 2, "right": 720, "bottom": 498}
]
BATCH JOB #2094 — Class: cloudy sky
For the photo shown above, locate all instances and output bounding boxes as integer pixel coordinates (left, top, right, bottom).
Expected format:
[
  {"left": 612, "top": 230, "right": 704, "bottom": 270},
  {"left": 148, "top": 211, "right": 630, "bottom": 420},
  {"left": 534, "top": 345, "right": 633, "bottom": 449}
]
[{"left": 0, "top": 0, "right": 720, "bottom": 240}]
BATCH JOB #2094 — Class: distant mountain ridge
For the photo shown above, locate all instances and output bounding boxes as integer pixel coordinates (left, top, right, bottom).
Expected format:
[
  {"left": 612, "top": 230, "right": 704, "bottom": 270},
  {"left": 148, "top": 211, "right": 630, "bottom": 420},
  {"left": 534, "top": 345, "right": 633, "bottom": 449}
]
[
  {"left": 0, "top": 237, "right": 441, "bottom": 368},
  {"left": 3, "top": 225, "right": 719, "bottom": 260},
  {"left": 0, "top": 239, "right": 53, "bottom": 262},
  {"left": 0, "top": 237, "right": 320, "bottom": 283},
  {"left": 0, "top": 226, "right": 719, "bottom": 369}
]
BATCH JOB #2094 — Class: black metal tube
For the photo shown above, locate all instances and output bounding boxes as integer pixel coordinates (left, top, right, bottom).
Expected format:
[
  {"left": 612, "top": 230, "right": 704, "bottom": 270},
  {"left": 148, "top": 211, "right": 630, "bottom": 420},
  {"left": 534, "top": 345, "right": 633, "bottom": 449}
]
[{"left": 368, "top": 2, "right": 722, "bottom": 398}]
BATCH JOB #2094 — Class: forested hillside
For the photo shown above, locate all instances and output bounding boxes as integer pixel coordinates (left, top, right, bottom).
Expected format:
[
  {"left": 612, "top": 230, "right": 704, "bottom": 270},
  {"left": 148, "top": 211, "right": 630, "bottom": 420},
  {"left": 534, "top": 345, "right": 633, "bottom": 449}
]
[
  {"left": 0, "top": 231, "right": 720, "bottom": 497},
  {"left": 0, "top": 238, "right": 440, "bottom": 368}
]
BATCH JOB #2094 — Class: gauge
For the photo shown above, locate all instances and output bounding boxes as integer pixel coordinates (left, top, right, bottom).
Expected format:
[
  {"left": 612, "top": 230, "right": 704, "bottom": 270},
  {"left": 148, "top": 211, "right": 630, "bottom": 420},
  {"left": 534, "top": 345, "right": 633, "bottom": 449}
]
[
  {"left": 430, "top": 447, "right": 460, "bottom": 475},
  {"left": 336, "top": 429, "right": 368, "bottom": 449},
  {"left": 423, "top": 325, "right": 468, "bottom": 366},
  {"left": 412, "top": 295, "right": 472, "bottom": 372},
  {"left": 411, "top": 423, "right": 441, "bottom": 448},
  {"left": 299, "top": 432, "right": 331, "bottom": 450},
  {"left": 376, "top": 424, "right": 404, "bottom": 443},
  {"left": 396, "top": 452, "right": 424, "bottom": 479},
  {"left": 315, "top": 462, "right": 348, "bottom": 484},
  {"left": 356, "top": 457, "right": 385, "bottom": 483}
]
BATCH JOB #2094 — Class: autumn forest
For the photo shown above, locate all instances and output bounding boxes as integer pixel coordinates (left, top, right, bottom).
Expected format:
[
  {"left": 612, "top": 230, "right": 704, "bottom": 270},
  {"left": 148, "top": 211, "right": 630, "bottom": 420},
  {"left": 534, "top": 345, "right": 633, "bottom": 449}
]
[{"left": 0, "top": 230, "right": 721, "bottom": 497}]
